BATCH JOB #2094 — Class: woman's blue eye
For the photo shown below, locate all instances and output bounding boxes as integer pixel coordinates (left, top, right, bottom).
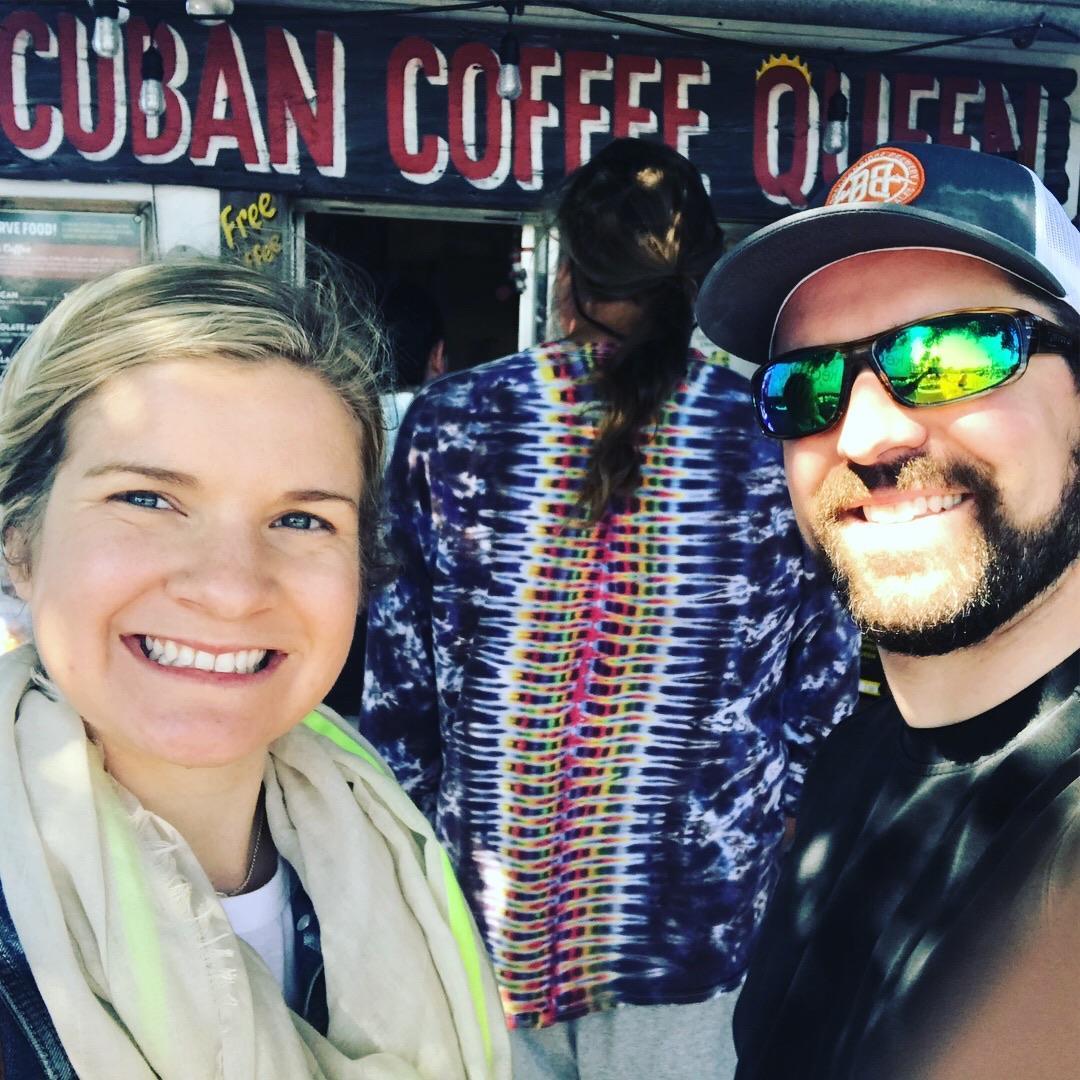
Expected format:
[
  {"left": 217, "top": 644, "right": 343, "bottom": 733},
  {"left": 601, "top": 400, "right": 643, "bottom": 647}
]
[
  {"left": 116, "top": 491, "right": 168, "bottom": 510},
  {"left": 274, "top": 511, "right": 330, "bottom": 532}
]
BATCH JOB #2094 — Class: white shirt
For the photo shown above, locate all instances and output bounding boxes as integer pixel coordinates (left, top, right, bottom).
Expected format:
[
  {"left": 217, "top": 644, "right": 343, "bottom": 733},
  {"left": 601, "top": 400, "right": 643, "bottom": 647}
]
[{"left": 219, "top": 858, "right": 299, "bottom": 1010}]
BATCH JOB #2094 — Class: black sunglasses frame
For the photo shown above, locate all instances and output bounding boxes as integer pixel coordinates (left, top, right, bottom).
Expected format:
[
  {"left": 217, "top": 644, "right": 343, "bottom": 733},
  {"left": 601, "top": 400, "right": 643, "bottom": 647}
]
[{"left": 752, "top": 307, "right": 1079, "bottom": 440}]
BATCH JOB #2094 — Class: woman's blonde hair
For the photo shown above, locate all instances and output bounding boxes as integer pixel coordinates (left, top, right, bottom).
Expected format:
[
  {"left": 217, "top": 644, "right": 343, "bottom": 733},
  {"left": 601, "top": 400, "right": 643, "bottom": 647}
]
[{"left": 0, "top": 257, "right": 387, "bottom": 585}]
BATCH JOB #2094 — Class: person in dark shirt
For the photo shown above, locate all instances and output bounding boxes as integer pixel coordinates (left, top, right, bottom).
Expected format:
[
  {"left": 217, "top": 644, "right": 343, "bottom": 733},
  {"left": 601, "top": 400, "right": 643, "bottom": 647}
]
[
  {"left": 696, "top": 142, "right": 1080, "bottom": 1079},
  {"left": 376, "top": 276, "right": 448, "bottom": 453}
]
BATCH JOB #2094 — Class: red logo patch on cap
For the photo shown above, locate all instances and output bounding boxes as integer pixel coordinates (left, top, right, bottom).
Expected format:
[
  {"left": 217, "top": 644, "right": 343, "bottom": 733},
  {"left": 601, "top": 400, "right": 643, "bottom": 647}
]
[{"left": 826, "top": 148, "right": 926, "bottom": 207}]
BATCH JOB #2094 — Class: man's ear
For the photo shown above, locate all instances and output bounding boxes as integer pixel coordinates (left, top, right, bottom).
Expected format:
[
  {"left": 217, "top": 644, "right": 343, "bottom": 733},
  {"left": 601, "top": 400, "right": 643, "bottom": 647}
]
[
  {"left": 553, "top": 261, "right": 578, "bottom": 337},
  {"left": 424, "top": 339, "right": 447, "bottom": 383},
  {"left": 4, "top": 528, "right": 32, "bottom": 603}
]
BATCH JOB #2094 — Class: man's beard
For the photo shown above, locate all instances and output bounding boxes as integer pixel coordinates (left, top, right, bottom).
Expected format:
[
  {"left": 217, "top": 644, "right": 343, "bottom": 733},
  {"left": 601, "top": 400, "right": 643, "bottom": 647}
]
[{"left": 807, "top": 447, "right": 1080, "bottom": 656}]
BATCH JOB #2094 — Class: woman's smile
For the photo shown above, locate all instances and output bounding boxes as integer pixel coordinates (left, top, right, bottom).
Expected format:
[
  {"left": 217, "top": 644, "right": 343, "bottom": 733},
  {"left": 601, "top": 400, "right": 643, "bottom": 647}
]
[
  {"left": 121, "top": 633, "right": 283, "bottom": 681},
  {"left": 18, "top": 356, "right": 364, "bottom": 775},
  {"left": 0, "top": 257, "right": 510, "bottom": 1080}
]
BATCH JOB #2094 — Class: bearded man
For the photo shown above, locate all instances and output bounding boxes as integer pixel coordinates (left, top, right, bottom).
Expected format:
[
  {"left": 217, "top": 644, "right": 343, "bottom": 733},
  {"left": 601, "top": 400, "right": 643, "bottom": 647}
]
[{"left": 697, "top": 143, "right": 1080, "bottom": 1080}]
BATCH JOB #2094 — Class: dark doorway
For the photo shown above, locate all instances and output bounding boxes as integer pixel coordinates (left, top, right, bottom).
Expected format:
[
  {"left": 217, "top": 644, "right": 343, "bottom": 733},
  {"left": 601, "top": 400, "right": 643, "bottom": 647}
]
[
  {"left": 307, "top": 211, "right": 527, "bottom": 719},
  {"left": 304, "top": 211, "right": 523, "bottom": 371}
]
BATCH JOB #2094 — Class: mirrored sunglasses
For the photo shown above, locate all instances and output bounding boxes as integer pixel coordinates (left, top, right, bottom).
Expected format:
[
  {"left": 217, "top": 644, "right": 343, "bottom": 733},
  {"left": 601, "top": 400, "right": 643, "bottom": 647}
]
[{"left": 753, "top": 308, "right": 1078, "bottom": 440}]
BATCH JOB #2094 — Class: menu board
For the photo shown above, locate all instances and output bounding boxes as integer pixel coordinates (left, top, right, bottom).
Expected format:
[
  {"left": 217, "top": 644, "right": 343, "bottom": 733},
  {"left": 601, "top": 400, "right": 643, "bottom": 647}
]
[{"left": 0, "top": 208, "right": 144, "bottom": 370}]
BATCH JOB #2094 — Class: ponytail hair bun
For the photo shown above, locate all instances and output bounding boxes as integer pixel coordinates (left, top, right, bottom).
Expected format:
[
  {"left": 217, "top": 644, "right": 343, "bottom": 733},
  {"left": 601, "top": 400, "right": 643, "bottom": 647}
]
[{"left": 555, "top": 138, "right": 722, "bottom": 521}]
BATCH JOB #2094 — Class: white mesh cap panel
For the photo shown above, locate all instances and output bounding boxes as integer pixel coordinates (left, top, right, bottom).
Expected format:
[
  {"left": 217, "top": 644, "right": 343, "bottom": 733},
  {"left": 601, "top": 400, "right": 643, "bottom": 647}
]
[{"left": 1028, "top": 163, "right": 1080, "bottom": 316}]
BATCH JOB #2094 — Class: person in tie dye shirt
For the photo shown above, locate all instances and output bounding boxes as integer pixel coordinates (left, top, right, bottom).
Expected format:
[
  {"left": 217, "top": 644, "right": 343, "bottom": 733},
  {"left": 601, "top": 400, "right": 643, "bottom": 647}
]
[{"left": 360, "top": 139, "right": 859, "bottom": 1080}]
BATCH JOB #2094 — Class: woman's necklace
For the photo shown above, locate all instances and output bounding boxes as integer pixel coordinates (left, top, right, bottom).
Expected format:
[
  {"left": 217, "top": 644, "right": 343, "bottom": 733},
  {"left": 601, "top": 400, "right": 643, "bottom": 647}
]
[{"left": 218, "top": 797, "right": 267, "bottom": 898}]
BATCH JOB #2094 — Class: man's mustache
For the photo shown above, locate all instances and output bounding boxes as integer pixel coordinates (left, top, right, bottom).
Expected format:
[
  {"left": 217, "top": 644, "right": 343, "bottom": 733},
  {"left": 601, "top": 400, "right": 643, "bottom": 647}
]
[{"left": 812, "top": 454, "right": 995, "bottom": 525}]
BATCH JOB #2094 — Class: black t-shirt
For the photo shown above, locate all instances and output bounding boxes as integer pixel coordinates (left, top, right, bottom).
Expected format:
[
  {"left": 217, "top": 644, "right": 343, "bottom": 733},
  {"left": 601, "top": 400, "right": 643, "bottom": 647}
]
[{"left": 733, "top": 652, "right": 1080, "bottom": 1080}]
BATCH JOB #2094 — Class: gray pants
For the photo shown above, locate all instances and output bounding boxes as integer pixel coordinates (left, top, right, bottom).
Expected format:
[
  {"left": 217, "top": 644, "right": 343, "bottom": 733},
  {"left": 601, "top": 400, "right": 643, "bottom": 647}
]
[{"left": 508, "top": 991, "right": 740, "bottom": 1080}]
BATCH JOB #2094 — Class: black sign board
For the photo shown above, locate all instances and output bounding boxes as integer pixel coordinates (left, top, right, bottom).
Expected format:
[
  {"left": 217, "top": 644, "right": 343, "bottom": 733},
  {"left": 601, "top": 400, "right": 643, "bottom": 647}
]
[
  {"left": 0, "top": 4, "right": 1075, "bottom": 216},
  {"left": 0, "top": 207, "right": 143, "bottom": 367}
]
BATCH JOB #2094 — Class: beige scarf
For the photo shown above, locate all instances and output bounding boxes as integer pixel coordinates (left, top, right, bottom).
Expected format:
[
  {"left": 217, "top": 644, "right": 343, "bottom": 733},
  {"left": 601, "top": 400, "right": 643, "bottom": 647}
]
[{"left": 0, "top": 647, "right": 510, "bottom": 1080}]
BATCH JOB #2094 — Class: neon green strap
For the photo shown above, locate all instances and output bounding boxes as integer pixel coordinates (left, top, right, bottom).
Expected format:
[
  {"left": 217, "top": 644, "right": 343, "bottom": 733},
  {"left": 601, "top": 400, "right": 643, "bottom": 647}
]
[
  {"left": 302, "top": 711, "right": 495, "bottom": 1070},
  {"left": 439, "top": 845, "right": 494, "bottom": 1067},
  {"left": 99, "top": 796, "right": 170, "bottom": 1062},
  {"left": 301, "top": 710, "right": 388, "bottom": 774}
]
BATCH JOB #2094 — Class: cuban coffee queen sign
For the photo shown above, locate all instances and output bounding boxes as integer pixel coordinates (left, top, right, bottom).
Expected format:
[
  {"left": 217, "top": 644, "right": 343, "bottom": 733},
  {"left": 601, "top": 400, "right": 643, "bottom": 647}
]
[{"left": 0, "top": 3, "right": 1075, "bottom": 216}]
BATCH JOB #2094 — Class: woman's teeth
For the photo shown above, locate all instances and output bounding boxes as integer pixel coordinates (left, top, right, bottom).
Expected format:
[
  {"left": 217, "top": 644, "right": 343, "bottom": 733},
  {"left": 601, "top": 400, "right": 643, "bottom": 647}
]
[
  {"left": 863, "top": 493, "right": 963, "bottom": 524},
  {"left": 141, "top": 636, "right": 268, "bottom": 674}
]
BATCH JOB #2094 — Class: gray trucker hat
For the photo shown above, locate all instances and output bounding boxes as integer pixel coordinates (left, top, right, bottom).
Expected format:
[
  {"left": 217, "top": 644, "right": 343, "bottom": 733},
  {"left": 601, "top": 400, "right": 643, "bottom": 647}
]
[{"left": 695, "top": 143, "right": 1080, "bottom": 365}]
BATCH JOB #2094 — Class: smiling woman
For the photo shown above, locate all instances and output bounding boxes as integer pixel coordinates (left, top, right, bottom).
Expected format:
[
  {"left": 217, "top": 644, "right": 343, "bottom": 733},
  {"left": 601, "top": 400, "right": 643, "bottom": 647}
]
[{"left": 0, "top": 259, "right": 510, "bottom": 1080}]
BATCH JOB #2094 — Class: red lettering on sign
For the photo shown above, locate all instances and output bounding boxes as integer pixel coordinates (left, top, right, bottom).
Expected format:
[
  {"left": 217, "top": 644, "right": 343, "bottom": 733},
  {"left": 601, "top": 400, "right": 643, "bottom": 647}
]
[
  {"left": 662, "top": 57, "right": 709, "bottom": 160},
  {"left": 937, "top": 76, "right": 982, "bottom": 150},
  {"left": 819, "top": 67, "right": 849, "bottom": 184},
  {"left": 861, "top": 70, "right": 889, "bottom": 152},
  {"left": 386, "top": 36, "right": 448, "bottom": 184},
  {"left": 449, "top": 42, "right": 508, "bottom": 188},
  {"left": 982, "top": 80, "right": 1020, "bottom": 157},
  {"left": 513, "top": 45, "right": 559, "bottom": 191},
  {"left": 891, "top": 73, "right": 938, "bottom": 143},
  {"left": 752, "top": 61, "right": 816, "bottom": 208},
  {"left": 564, "top": 50, "right": 612, "bottom": 172},
  {"left": 126, "top": 20, "right": 191, "bottom": 164},
  {"left": 613, "top": 54, "right": 659, "bottom": 139},
  {"left": 0, "top": 11, "right": 62, "bottom": 159},
  {"left": 266, "top": 27, "right": 343, "bottom": 177},
  {"left": 190, "top": 24, "right": 268, "bottom": 169},
  {"left": 59, "top": 12, "right": 124, "bottom": 160},
  {"left": 1018, "top": 81, "right": 1047, "bottom": 173}
]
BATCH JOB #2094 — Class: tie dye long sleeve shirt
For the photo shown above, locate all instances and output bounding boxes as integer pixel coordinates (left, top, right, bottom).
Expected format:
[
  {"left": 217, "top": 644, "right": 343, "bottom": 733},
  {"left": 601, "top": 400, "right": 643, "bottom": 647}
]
[{"left": 360, "top": 340, "right": 859, "bottom": 1030}]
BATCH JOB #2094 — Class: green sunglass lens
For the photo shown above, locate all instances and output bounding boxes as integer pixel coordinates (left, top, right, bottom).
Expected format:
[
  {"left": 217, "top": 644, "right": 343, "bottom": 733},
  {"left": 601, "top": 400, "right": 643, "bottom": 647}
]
[
  {"left": 877, "top": 314, "right": 1023, "bottom": 405},
  {"left": 757, "top": 352, "right": 845, "bottom": 437}
]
